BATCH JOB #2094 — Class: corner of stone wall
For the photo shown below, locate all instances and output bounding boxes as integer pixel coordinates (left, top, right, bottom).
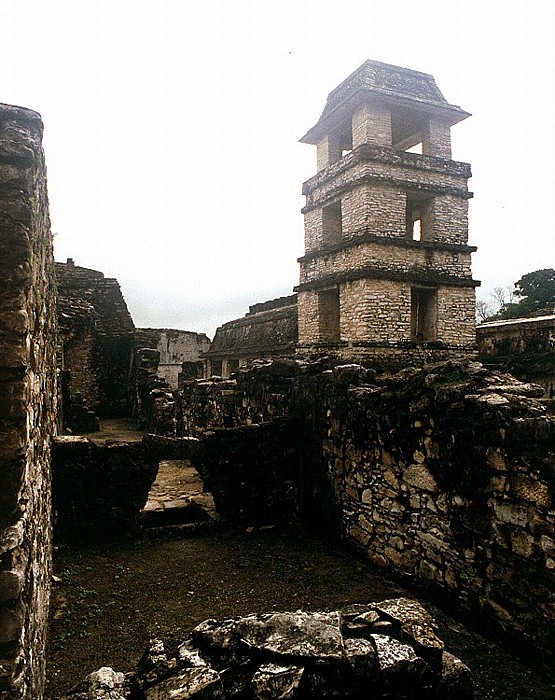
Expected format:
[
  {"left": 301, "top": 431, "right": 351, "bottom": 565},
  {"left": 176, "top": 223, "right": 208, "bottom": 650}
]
[{"left": 0, "top": 103, "right": 57, "bottom": 699}]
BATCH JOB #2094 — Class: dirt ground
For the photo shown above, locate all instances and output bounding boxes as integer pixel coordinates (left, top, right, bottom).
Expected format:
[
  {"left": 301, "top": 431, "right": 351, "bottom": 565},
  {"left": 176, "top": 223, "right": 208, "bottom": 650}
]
[{"left": 45, "top": 527, "right": 554, "bottom": 700}]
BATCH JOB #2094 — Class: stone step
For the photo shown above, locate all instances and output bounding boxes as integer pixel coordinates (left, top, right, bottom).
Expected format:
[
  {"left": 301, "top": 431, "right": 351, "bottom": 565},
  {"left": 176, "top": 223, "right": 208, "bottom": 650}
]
[
  {"left": 141, "top": 520, "right": 219, "bottom": 539},
  {"left": 141, "top": 498, "right": 217, "bottom": 527}
]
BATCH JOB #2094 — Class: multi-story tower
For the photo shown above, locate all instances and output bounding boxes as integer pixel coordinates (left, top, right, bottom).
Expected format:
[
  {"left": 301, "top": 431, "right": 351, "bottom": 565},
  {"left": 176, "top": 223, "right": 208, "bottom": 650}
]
[{"left": 296, "top": 60, "right": 479, "bottom": 367}]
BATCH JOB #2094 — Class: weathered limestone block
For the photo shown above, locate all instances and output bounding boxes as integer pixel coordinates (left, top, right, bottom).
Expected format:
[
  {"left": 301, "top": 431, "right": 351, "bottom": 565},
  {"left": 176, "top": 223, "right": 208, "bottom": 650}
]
[
  {"left": 234, "top": 611, "right": 344, "bottom": 660},
  {"left": 59, "top": 599, "right": 472, "bottom": 699},
  {"left": 252, "top": 663, "right": 304, "bottom": 700},
  {"left": 59, "top": 667, "right": 132, "bottom": 700}
]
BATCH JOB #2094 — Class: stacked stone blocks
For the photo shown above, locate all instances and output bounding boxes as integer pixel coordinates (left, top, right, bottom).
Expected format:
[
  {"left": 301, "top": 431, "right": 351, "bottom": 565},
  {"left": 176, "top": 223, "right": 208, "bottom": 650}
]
[{"left": 0, "top": 104, "right": 57, "bottom": 700}]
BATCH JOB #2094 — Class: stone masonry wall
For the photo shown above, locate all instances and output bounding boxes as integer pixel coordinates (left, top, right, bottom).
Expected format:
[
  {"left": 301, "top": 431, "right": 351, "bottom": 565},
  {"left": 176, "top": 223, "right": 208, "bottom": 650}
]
[
  {"left": 301, "top": 146, "right": 471, "bottom": 246},
  {"left": 325, "top": 362, "right": 553, "bottom": 668},
  {"left": 177, "top": 359, "right": 554, "bottom": 666},
  {"left": 206, "top": 295, "right": 298, "bottom": 377},
  {"left": 477, "top": 315, "right": 555, "bottom": 398},
  {"left": 299, "top": 238, "right": 473, "bottom": 286},
  {"left": 0, "top": 104, "right": 57, "bottom": 699},
  {"left": 135, "top": 328, "right": 210, "bottom": 390},
  {"left": 297, "top": 277, "right": 476, "bottom": 368},
  {"left": 56, "top": 260, "right": 135, "bottom": 422},
  {"left": 51, "top": 437, "right": 158, "bottom": 543}
]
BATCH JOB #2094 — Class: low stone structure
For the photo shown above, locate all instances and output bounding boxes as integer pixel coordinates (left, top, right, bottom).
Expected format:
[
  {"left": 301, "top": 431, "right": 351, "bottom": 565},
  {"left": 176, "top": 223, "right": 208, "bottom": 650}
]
[
  {"left": 57, "top": 598, "right": 473, "bottom": 699},
  {"left": 51, "top": 436, "right": 159, "bottom": 543},
  {"left": 0, "top": 103, "right": 57, "bottom": 699},
  {"left": 205, "top": 295, "right": 298, "bottom": 378},
  {"left": 134, "top": 348, "right": 177, "bottom": 435},
  {"left": 477, "top": 314, "right": 555, "bottom": 397}
]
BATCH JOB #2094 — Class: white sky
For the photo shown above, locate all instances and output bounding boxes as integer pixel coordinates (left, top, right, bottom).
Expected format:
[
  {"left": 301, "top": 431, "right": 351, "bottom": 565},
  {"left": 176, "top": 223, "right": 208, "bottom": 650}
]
[{"left": 1, "top": 0, "right": 554, "bottom": 337}]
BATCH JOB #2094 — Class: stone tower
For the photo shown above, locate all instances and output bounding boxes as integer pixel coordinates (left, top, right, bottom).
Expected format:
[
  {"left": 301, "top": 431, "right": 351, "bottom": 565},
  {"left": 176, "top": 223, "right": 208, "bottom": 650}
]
[{"left": 296, "top": 60, "right": 478, "bottom": 367}]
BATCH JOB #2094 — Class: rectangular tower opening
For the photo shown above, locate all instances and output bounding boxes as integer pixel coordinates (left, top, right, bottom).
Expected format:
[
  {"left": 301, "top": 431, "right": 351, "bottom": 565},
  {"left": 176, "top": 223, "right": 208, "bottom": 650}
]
[
  {"left": 322, "top": 201, "right": 343, "bottom": 246},
  {"left": 411, "top": 287, "right": 438, "bottom": 343},
  {"left": 318, "top": 288, "right": 340, "bottom": 342},
  {"left": 406, "top": 193, "right": 433, "bottom": 241}
]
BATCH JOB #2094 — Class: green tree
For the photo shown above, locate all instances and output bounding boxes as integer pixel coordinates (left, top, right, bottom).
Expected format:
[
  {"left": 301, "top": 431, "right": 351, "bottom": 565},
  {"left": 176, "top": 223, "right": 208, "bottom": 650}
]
[{"left": 496, "top": 269, "right": 555, "bottom": 319}]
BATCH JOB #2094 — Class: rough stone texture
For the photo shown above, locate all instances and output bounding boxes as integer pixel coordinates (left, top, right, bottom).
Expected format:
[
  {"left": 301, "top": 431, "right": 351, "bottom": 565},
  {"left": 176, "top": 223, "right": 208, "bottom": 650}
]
[
  {"left": 56, "top": 259, "right": 135, "bottom": 426},
  {"left": 135, "top": 328, "right": 210, "bottom": 389},
  {"left": 0, "top": 103, "right": 57, "bottom": 699},
  {"left": 177, "top": 359, "right": 554, "bottom": 666},
  {"left": 478, "top": 314, "right": 555, "bottom": 397},
  {"left": 51, "top": 436, "right": 158, "bottom": 543},
  {"left": 57, "top": 667, "right": 132, "bottom": 700},
  {"left": 205, "top": 295, "right": 298, "bottom": 378},
  {"left": 196, "top": 420, "right": 307, "bottom": 527},
  {"left": 57, "top": 598, "right": 473, "bottom": 699},
  {"left": 134, "top": 348, "right": 177, "bottom": 436}
]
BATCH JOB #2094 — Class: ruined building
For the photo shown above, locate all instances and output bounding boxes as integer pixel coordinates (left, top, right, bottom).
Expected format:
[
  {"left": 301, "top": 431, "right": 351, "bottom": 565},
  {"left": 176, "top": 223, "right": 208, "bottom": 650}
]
[
  {"left": 296, "top": 60, "right": 478, "bottom": 366},
  {"left": 204, "top": 295, "right": 298, "bottom": 377},
  {"left": 135, "top": 328, "right": 210, "bottom": 388},
  {"left": 56, "top": 259, "right": 135, "bottom": 431},
  {"left": 57, "top": 260, "right": 210, "bottom": 430},
  {"left": 1, "top": 62, "right": 553, "bottom": 699},
  {"left": 477, "top": 313, "right": 555, "bottom": 398}
]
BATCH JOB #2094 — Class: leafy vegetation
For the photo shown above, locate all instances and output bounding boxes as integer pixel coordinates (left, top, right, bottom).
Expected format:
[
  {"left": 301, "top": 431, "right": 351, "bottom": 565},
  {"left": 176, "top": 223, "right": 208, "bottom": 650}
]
[{"left": 477, "top": 269, "right": 555, "bottom": 322}]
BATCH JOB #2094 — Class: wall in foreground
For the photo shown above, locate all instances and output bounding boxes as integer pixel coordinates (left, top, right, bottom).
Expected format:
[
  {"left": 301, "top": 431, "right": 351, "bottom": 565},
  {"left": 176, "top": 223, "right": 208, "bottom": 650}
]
[
  {"left": 178, "top": 359, "right": 554, "bottom": 667},
  {"left": 0, "top": 104, "right": 57, "bottom": 699},
  {"left": 325, "top": 362, "right": 553, "bottom": 667}
]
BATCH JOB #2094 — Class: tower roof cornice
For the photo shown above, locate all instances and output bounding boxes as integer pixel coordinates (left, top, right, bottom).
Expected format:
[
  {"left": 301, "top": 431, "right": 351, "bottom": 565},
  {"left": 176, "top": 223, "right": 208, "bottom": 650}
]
[{"left": 300, "top": 60, "right": 470, "bottom": 144}]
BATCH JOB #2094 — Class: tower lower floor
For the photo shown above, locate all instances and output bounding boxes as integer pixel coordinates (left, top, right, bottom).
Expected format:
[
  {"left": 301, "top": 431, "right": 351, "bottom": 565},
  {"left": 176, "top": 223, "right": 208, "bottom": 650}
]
[{"left": 296, "top": 279, "right": 477, "bottom": 369}]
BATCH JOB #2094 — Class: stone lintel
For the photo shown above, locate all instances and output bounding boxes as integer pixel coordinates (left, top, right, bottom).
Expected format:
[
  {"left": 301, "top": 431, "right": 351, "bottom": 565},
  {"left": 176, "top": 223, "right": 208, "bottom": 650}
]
[{"left": 295, "top": 267, "right": 480, "bottom": 293}]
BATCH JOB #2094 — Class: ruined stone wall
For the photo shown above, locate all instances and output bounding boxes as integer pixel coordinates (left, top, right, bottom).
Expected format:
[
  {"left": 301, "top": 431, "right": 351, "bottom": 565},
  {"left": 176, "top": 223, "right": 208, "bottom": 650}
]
[
  {"left": 56, "top": 260, "right": 135, "bottom": 423},
  {"left": 0, "top": 104, "right": 57, "bottom": 699},
  {"left": 178, "top": 360, "right": 554, "bottom": 663},
  {"left": 135, "top": 328, "right": 210, "bottom": 389},
  {"left": 52, "top": 436, "right": 158, "bottom": 543},
  {"left": 134, "top": 348, "right": 176, "bottom": 436},
  {"left": 477, "top": 315, "right": 555, "bottom": 397},
  {"left": 325, "top": 362, "right": 553, "bottom": 666}
]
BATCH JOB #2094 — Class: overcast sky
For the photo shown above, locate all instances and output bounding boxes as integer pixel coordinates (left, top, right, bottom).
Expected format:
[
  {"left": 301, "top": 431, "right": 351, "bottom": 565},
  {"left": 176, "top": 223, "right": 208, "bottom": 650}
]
[{"left": 1, "top": 0, "right": 554, "bottom": 337}]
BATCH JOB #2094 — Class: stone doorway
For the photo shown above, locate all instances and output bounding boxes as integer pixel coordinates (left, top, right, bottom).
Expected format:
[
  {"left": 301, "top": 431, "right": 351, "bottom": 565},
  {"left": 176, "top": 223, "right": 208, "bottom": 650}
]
[{"left": 141, "top": 460, "right": 218, "bottom": 531}]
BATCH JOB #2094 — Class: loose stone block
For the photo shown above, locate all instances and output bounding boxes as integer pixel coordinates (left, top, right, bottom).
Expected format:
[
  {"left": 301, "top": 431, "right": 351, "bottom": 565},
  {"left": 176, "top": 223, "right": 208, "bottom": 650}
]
[{"left": 403, "top": 464, "right": 438, "bottom": 492}]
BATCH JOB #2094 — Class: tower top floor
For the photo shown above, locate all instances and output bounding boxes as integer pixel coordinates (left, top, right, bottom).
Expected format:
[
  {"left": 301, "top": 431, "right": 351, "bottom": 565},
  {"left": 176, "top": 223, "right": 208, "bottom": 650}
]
[{"left": 301, "top": 60, "right": 470, "bottom": 168}]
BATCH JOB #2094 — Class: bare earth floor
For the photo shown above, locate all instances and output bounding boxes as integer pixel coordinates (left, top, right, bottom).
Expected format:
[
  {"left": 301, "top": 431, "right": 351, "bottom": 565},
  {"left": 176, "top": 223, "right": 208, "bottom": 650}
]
[{"left": 45, "top": 528, "right": 554, "bottom": 700}]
